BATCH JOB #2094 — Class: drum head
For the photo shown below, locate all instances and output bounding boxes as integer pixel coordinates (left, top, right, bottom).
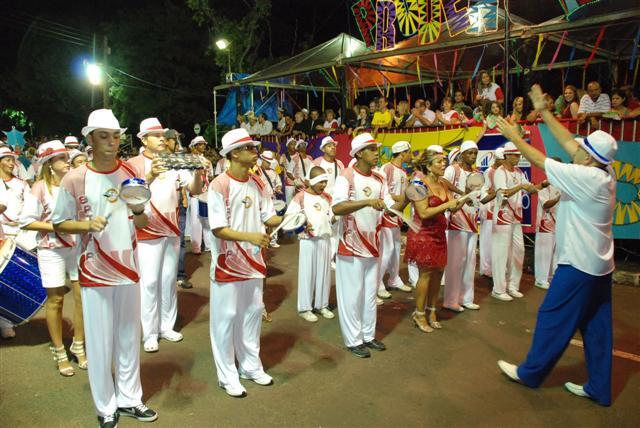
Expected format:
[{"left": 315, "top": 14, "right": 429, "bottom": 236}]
[
  {"left": 274, "top": 200, "right": 286, "bottom": 211},
  {"left": 280, "top": 212, "right": 307, "bottom": 232},
  {"left": 466, "top": 172, "right": 484, "bottom": 191},
  {"left": 120, "top": 179, "right": 151, "bottom": 205},
  {"left": 405, "top": 182, "right": 429, "bottom": 201}
]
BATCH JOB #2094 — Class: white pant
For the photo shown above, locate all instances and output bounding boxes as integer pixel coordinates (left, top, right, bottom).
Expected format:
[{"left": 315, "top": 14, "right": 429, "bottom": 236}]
[
  {"left": 535, "top": 232, "right": 557, "bottom": 284},
  {"left": 378, "top": 227, "right": 403, "bottom": 291},
  {"left": 139, "top": 236, "right": 180, "bottom": 341},
  {"left": 336, "top": 256, "right": 378, "bottom": 347},
  {"left": 444, "top": 230, "right": 478, "bottom": 307},
  {"left": 330, "top": 222, "right": 339, "bottom": 261},
  {"left": 491, "top": 223, "right": 524, "bottom": 294},
  {"left": 408, "top": 261, "right": 418, "bottom": 287},
  {"left": 189, "top": 198, "right": 213, "bottom": 252},
  {"left": 285, "top": 185, "right": 295, "bottom": 204},
  {"left": 37, "top": 247, "right": 79, "bottom": 288},
  {"left": 209, "top": 278, "right": 264, "bottom": 389},
  {"left": 82, "top": 285, "right": 142, "bottom": 417},
  {"left": 297, "top": 238, "right": 332, "bottom": 312},
  {"left": 478, "top": 218, "right": 493, "bottom": 276}
]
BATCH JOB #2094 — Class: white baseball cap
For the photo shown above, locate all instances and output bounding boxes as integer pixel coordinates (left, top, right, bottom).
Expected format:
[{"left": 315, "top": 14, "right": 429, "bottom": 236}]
[
  {"left": 64, "top": 136, "right": 80, "bottom": 147},
  {"left": 495, "top": 147, "right": 505, "bottom": 160},
  {"left": 350, "top": 132, "right": 380, "bottom": 157},
  {"left": 37, "top": 140, "right": 68, "bottom": 164},
  {"left": 392, "top": 141, "right": 411, "bottom": 154},
  {"left": 460, "top": 140, "right": 478, "bottom": 153},
  {"left": 219, "top": 128, "right": 259, "bottom": 156},
  {"left": 189, "top": 135, "right": 207, "bottom": 149},
  {"left": 320, "top": 136, "right": 338, "bottom": 150},
  {"left": 296, "top": 139, "right": 308, "bottom": 149},
  {"left": 0, "top": 146, "right": 18, "bottom": 159},
  {"left": 448, "top": 148, "right": 460, "bottom": 164},
  {"left": 81, "top": 109, "right": 127, "bottom": 137},
  {"left": 426, "top": 145, "right": 444, "bottom": 154},
  {"left": 261, "top": 150, "right": 278, "bottom": 169},
  {"left": 137, "top": 117, "right": 168, "bottom": 139},
  {"left": 576, "top": 130, "right": 617, "bottom": 165},
  {"left": 503, "top": 142, "right": 521, "bottom": 155}
]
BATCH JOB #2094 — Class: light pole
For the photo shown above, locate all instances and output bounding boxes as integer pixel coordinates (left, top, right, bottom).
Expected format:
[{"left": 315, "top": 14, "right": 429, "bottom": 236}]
[
  {"left": 85, "top": 62, "right": 108, "bottom": 108},
  {"left": 216, "top": 39, "right": 231, "bottom": 82}
]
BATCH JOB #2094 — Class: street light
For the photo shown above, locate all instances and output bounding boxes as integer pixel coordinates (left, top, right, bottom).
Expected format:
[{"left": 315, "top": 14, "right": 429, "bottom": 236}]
[
  {"left": 215, "top": 39, "right": 229, "bottom": 50},
  {"left": 216, "top": 39, "right": 232, "bottom": 82},
  {"left": 86, "top": 63, "right": 102, "bottom": 86}
]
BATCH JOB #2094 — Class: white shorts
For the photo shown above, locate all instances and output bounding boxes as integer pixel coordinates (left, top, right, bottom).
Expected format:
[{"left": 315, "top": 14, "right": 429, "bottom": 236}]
[{"left": 37, "top": 247, "right": 79, "bottom": 288}]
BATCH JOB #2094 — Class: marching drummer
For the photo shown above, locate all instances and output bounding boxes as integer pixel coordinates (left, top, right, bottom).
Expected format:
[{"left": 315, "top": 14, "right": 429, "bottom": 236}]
[
  {"left": 188, "top": 136, "right": 213, "bottom": 254},
  {"left": 51, "top": 109, "right": 158, "bottom": 427},
  {"left": 286, "top": 166, "right": 336, "bottom": 322},
  {"left": 258, "top": 150, "right": 283, "bottom": 248},
  {"left": 280, "top": 137, "right": 298, "bottom": 203},
  {"left": 127, "top": 118, "right": 207, "bottom": 353},
  {"left": 286, "top": 139, "right": 313, "bottom": 194}
]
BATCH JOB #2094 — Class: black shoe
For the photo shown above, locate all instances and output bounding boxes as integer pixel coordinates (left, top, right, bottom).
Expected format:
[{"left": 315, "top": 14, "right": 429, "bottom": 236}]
[
  {"left": 347, "top": 344, "right": 371, "bottom": 358},
  {"left": 98, "top": 413, "right": 119, "bottom": 428},
  {"left": 364, "top": 339, "right": 386, "bottom": 351},
  {"left": 177, "top": 279, "right": 193, "bottom": 289},
  {"left": 118, "top": 404, "right": 158, "bottom": 422}
]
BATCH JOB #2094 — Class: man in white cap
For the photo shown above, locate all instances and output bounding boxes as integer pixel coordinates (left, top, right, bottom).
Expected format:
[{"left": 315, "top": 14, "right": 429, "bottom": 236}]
[
  {"left": 127, "top": 118, "right": 206, "bottom": 353},
  {"left": 207, "top": 128, "right": 282, "bottom": 397},
  {"left": 496, "top": 84, "right": 617, "bottom": 407},
  {"left": 332, "top": 132, "right": 402, "bottom": 358},
  {"left": 280, "top": 137, "right": 298, "bottom": 203},
  {"left": 52, "top": 109, "right": 158, "bottom": 427},
  {"left": 64, "top": 136, "right": 81, "bottom": 149},
  {"left": 478, "top": 147, "right": 504, "bottom": 277},
  {"left": 188, "top": 136, "right": 213, "bottom": 254},
  {"left": 286, "top": 139, "right": 312, "bottom": 194},
  {"left": 490, "top": 141, "right": 547, "bottom": 301},
  {"left": 442, "top": 140, "right": 482, "bottom": 312},
  {"left": 533, "top": 159, "right": 561, "bottom": 290},
  {"left": 377, "top": 140, "right": 413, "bottom": 299},
  {"left": 257, "top": 150, "right": 283, "bottom": 247}
]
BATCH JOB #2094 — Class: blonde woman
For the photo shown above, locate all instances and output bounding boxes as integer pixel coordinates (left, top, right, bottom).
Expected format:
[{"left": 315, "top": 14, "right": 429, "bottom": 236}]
[{"left": 20, "top": 140, "right": 87, "bottom": 376}]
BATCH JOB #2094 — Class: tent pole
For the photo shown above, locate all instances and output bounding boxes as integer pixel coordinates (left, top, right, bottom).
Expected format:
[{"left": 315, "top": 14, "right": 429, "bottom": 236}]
[
  {"left": 213, "top": 89, "right": 218, "bottom": 148},
  {"left": 504, "top": 0, "right": 510, "bottom": 105},
  {"left": 339, "top": 66, "right": 348, "bottom": 127}
]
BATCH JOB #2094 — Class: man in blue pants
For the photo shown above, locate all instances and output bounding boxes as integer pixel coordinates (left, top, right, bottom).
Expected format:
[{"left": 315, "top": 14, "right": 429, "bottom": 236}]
[{"left": 495, "top": 84, "right": 617, "bottom": 406}]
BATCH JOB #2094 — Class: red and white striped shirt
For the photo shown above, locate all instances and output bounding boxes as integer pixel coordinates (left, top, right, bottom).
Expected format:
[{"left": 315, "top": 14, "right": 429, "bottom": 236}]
[
  {"left": 380, "top": 162, "right": 407, "bottom": 229},
  {"left": 444, "top": 164, "right": 479, "bottom": 233}
]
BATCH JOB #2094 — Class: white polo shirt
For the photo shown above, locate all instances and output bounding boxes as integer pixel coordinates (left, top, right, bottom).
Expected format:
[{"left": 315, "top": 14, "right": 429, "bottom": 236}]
[
  {"left": 578, "top": 93, "right": 611, "bottom": 114},
  {"left": 544, "top": 158, "right": 615, "bottom": 276}
]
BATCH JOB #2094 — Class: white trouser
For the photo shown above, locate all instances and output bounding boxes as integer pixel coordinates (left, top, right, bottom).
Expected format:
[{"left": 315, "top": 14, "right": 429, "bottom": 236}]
[
  {"left": 82, "top": 285, "right": 142, "bottom": 417},
  {"left": 378, "top": 227, "right": 403, "bottom": 291},
  {"left": 199, "top": 216, "right": 214, "bottom": 252},
  {"left": 336, "top": 256, "right": 378, "bottom": 347},
  {"left": 285, "top": 185, "right": 295, "bottom": 204},
  {"left": 297, "top": 238, "right": 332, "bottom": 312},
  {"left": 491, "top": 223, "right": 524, "bottom": 294},
  {"left": 478, "top": 218, "right": 493, "bottom": 276},
  {"left": 209, "top": 278, "right": 264, "bottom": 389},
  {"left": 535, "top": 232, "right": 557, "bottom": 284},
  {"left": 408, "top": 261, "right": 418, "bottom": 287},
  {"left": 330, "top": 222, "right": 339, "bottom": 261},
  {"left": 185, "top": 204, "right": 192, "bottom": 238},
  {"left": 139, "top": 236, "right": 180, "bottom": 341},
  {"left": 189, "top": 197, "right": 202, "bottom": 251},
  {"left": 444, "top": 230, "right": 478, "bottom": 307}
]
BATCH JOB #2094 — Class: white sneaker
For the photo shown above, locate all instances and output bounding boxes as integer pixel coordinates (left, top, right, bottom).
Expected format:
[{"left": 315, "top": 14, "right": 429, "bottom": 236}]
[
  {"left": 218, "top": 381, "right": 246, "bottom": 397},
  {"left": 508, "top": 289, "right": 524, "bottom": 298},
  {"left": 331, "top": 261, "right": 336, "bottom": 270},
  {"left": 318, "top": 308, "right": 335, "bottom": 319},
  {"left": 497, "top": 360, "right": 520, "bottom": 382},
  {"left": 270, "top": 242, "right": 280, "bottom": 248},
  {"left": 564, "top": 382, "right": 590, "bottom": 398},
  {"left": 160, "top": 330, "right": 184, "bottom": 342},
  {"left": 143, "top": 337, "right": 159, "bottom": 353},
  {"left": 390, "top": 283, "right": 412, "bottom": 293},
  {"left": 299, "top": 311, "right": 319, "bottom": 322},
  {"left": 376, "top": 296, "right": 384, "bottom": 306},
  {"left": 377, "top": 288, "right": 392, "bottom": 299},
  {"left": 0, "top": 327, "right": 16, "bottom": 339},
  {"left": 491, "top": 292, "right": 513, "bottom": 302},
  {"left": 535, "top": 281, "right": 550, "bottom": 290},
  {"left": 462, "top": 303, "right": 480, "bottom": 310},
  {"left": 239, "top": 370, "right": 273, "bottom": 386}
]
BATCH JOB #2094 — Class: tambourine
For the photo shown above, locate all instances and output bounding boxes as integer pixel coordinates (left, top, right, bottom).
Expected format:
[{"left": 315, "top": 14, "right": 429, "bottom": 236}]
[
  {"left": 466, "top": 172, "right": 485, "bottom": 191},
  {"left": 274, "top": 200, "right": 286, "bottom": 216},
  {"left": 119, "top": 178, "right": 151, "bottom": 205},
  {"left": 405, "top": 179, "right": 429, "bottom": 201},
  {"left": 270, "top": 212, "right": 307, "bottom": 237},
  {"left": 156, "top": 152, "right": 205, "bottom": 170}
]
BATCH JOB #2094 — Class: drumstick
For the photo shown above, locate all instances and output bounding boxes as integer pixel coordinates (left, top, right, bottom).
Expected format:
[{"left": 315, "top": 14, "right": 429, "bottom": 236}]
[
  {"left": 457, "top": 190, "right": 480, "bottom": 204},
  {"left": 386, "top": 208, "right": 421, "bottom": 232},
  {"left": 269, "top": 213, "right": 297, "bottom": 237}
]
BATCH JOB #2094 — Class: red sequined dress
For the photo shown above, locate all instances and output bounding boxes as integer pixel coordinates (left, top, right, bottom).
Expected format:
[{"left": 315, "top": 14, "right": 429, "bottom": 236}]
[{"left": 405, "top": 194, "right": 448, "bottom": 269}]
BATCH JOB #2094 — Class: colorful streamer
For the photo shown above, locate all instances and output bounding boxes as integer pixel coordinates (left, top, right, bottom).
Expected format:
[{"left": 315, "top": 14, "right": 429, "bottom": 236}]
[
  {"left": 471, "top": 46, "right": 486, "bottom": 79},
  {"left": 433, "top": 53, "right": 441, "bottom": 84},
  {"left": 416, "top": 56, "right": 422, "bottom": 83},
  {"left": 584, "top": 26, "right": 605, "bottom": 69},
  {"left": 532, "top": 35, "right": 544, "bottom": 68},
  {"left": 548, "top": 31, "right": 567, "bottom": 71},
  {"left": 450, "top": 49, "right": 459, "bottom": 80}
]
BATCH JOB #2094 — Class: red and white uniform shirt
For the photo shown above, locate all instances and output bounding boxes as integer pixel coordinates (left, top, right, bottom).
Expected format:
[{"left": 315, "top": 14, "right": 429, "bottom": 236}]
[
  {"left": 20, "top": 181, "right": 76, "bottom": 249},
  {"left": 52, "top": 162, "right": 144, "bottom": 287},
  {"left": 208, "top": 172, "right": 276, "bottom": 283},
  {"left": 494, "top": 165, "right": 531, "bottom": 225},
  {"left": 380, "top": 162, "right": 407, "bottom": 229},
  {"left": 280, "top": 153, "right": 295, "bottom": 187},
  {"left": 127, "top": 154, "right": 192, "bottom": 240},
  {"left": 536, "top": 185, "right": 559, "bottom": 233},
  {"left": 480, "top": 166, "right": 498, "bottom": 221},
  {"left": 476, "top": 82, "right": 504, "bottom": 102},
  {"left": 332, "top": 167, "right": 393, "bottom": 258},
  {"left": 444, "top": 164, "right": 479, "bottom": 233},
  {"left": 1, "top": 177, "right": 30, "bottom": 236},
  {"left": 441, "top": 110, "right": 460, "bottom": 122},
  {"left": 312, "top": 157, "right": 344, "bottom": 193},
  {"left": 286, "top": 153, "right": 313, "bottom": 184},
  {"left": 286, "top": 190, "right": 333, "bottom": 240},
  {"left": 257, "top": 168, "right": 282, "bottom": 199}
]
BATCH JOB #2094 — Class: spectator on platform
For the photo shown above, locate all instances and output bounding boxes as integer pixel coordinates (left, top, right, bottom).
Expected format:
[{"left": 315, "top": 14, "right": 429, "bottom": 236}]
[
  {"left": 475, "top": 71, "right": 504, "bottom": 104},
  {"left": 508, "top": 96, "right": 525, "bottom": 124},
  {"left": 316, "top": 109, "right": 340, "bottom": 133},
  {"left": 246, "top": 112, "right": 261, "bottom": 136},
  {"left": 235, "top": 114, "right": 249, "bottom": 131},
  {"left": 257, "top": 113, "right": 273, "bottom": 136},
  {"left": 406, "top": 99, "right": 436, "bottom": 127},
  {"left": 302, "top": 108, "right": 309, "bottom": 120},
  {"left": 276, "top": 108, "right": 287, "bottom": 132},
  {"left": 555, "top": 85, "right": 580, "bottom": 119},
  {"left": 279, "top": 114, "right": 294, "bottom": 135},
  {"left": 341, "top": 106, "right": 357, "bottom": 130},
  {"left": 307, "top": 109, "right": 322, "bottom": 137},
  {"left": 393, "top": 100, "right": 410, "bottom": 128},
  {"left": 603, "top": 89, "right": 640, "bottom": 120},
  {"left": 619, "top": 85, "right": 639, "bottom": 110},
  {"left": 436, "top": 97, "right": 461, "bottom": 125},
  {"left": 453, "top": 90, "right": 471, "bottom": 115},
  {"left": 371, "top": 96, "right": 393, "bottom": 130},
  {"left": 350, "top": 106, "right": 371, "bottom": 136},
  {"left": 483, "top": 100, "right": 503, "bottom": 134},
  {"left": 368, "top": 98, "right": 379, "bottom": 122},
  {"left": 292, "top": 111, "right": 308, "bottom": 139},
  {"left": 527, "top": 94, "right": 555, "bottom": 122},
  {"left": 578, "top": 81, "right": 611, "bottom": 124}
]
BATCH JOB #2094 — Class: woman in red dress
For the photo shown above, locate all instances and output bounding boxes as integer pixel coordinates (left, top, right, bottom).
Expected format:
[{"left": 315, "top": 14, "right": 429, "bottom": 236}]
[{"left": 405, "top": 152, "right": 464, "bottom": 333}]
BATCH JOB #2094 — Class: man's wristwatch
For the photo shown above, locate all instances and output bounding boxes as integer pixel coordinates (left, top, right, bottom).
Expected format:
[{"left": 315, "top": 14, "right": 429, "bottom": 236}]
[{"left": 132, "top": 209, "right": 145, "bottom": 216}]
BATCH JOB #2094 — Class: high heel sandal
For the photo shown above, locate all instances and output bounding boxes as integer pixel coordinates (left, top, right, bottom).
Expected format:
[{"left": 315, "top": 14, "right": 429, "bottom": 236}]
[
  {"left": 50, "top": 345, "right": 75, "bottom": 377},
  {"left": 426, "top": 306, "right": 442, "bottom": 329},
  {"left": 412, "top": 311, "right": 434, "bottom": 333},
  {"left": 69, "top": 338, "right": 88, "bottom": 370}
]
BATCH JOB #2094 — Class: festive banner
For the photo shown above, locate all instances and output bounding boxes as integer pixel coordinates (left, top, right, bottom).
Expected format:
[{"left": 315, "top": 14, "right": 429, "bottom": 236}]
[
  {"left": 558, "top": 0, "right": 602, "bottom": 21},
  {"left": 466, "top": 0, "right": 498, "bottom": 34},
  {"left": 394, "top": 0, "right": 421, "bottom": 37},
  {"left": 417, "top": 0, "right": 442, "bottom": 46},
  {"left": 376, "top": 0, "right": 397, "bottom": 51},
  {"left": 442, "top": 0, "right": 471, "bottom": 37},
  {"left": 352, "top": 0, "right": 376, "bottom": 47}
]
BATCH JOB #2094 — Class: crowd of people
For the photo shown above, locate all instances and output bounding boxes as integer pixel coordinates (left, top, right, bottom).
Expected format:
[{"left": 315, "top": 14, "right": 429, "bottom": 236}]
[{"left": 0, "top": 81, "right": 621, "bottom": 427}]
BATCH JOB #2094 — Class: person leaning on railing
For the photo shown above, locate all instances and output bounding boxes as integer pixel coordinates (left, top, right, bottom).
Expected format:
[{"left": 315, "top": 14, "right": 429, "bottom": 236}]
[
  {"left": 577, "top": 81, "right": 611, "bottom": 128},
  {"left": 555, "top": 85, "right": 580, "bottom": 119}
]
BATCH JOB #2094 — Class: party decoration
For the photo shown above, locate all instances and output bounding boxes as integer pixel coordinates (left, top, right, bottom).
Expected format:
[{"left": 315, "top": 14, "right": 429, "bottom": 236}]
[
  {"left": 557, "top": 0, "right": 602, "bottom": 21},
  {"left": 548, "top": 31, "right": 567, "bottom": 70},
  {"left": 3, "top": 127, "right": 27, "bottom": 149},
  {"left": 394, "top": 0, "right": 421, "bottom": 37},
  {"left": 532, "top": 35, "right": 544, "bottom": 68},
  {"left": 584, "top": 26, "right": 605, "bottom": 69},
  {"left": 417, "top": 0, "right": 442, "bottom": 46},
  {"left": 467, "top": 0, "right": 498, "bottom": 34},
  {"left": 628, "top": 25, "right": 639, "bottom": 70},
  {"left": 376, "top": 0, "right": 398, "bottom": 50},
  {"left": 442, "top": 0, "right": 470, "bottom": 37},
  {"left": 352, "top": 0, "right": 376, "bottom": 47}
]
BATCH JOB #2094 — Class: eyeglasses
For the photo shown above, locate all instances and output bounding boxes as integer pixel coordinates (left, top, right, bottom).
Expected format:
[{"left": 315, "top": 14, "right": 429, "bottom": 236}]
[{"left": 235, "top": 145, "right": 258, "bottom": 152}]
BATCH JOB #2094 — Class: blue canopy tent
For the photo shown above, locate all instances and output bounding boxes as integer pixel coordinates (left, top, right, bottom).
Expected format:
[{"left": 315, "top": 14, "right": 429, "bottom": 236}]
[{"left": 216, "top": 85, "right": 291, "bottom": 126}]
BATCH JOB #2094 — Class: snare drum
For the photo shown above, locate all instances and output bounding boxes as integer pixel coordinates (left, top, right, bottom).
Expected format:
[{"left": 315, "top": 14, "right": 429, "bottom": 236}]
[
  {"left": 197, "top": 192, "right": 208, "bottom": 218},
  {"left": 0, "top": 238, "right": 46, "bottom": 325},
  {"left": 281, "top": 212, "right": 307, "bottom": 235},
  {"left": 274, "top": 200, "right": 286, "bottom": 216},
  {"left": 119, "top": 178, "right": 151, "bottom": 205}
]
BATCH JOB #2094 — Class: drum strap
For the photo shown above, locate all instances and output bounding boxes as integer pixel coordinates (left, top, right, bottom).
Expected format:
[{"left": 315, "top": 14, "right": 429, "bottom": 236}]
[
  {"left": 301, "top": 157, "right": 307, "bottom": 178},
  {"left": 262, "top": 168, "right": 275, "bottom": 191}
]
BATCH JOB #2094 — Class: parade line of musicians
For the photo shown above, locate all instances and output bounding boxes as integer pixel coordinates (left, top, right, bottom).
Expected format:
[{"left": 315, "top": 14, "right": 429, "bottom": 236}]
[{"left": 0, "top": 84, "right": 617, "bottom": 427}]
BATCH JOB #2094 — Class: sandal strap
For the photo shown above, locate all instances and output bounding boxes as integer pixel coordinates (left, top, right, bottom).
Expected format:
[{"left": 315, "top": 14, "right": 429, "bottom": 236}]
[
  {"left": 50, "top": 345, "right": 69, "bottom": 363},
  {"left": 70, "top": 342, "right": 86, "bottom": 356}
]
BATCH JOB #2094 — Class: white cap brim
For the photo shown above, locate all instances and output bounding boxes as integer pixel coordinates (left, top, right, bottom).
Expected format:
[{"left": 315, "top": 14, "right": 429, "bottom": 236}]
[
  {"left": 349, "top": 142, "right": 381, "bottom": 157},
  {"left": 137, "top": 128, "right": 169, "bottom": 139},
  {"left": 81, "top": 126, "right": 127, "bottom": 137},
  {"left": 219, "top": 140, "right": 260, "bottom": 156}
]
